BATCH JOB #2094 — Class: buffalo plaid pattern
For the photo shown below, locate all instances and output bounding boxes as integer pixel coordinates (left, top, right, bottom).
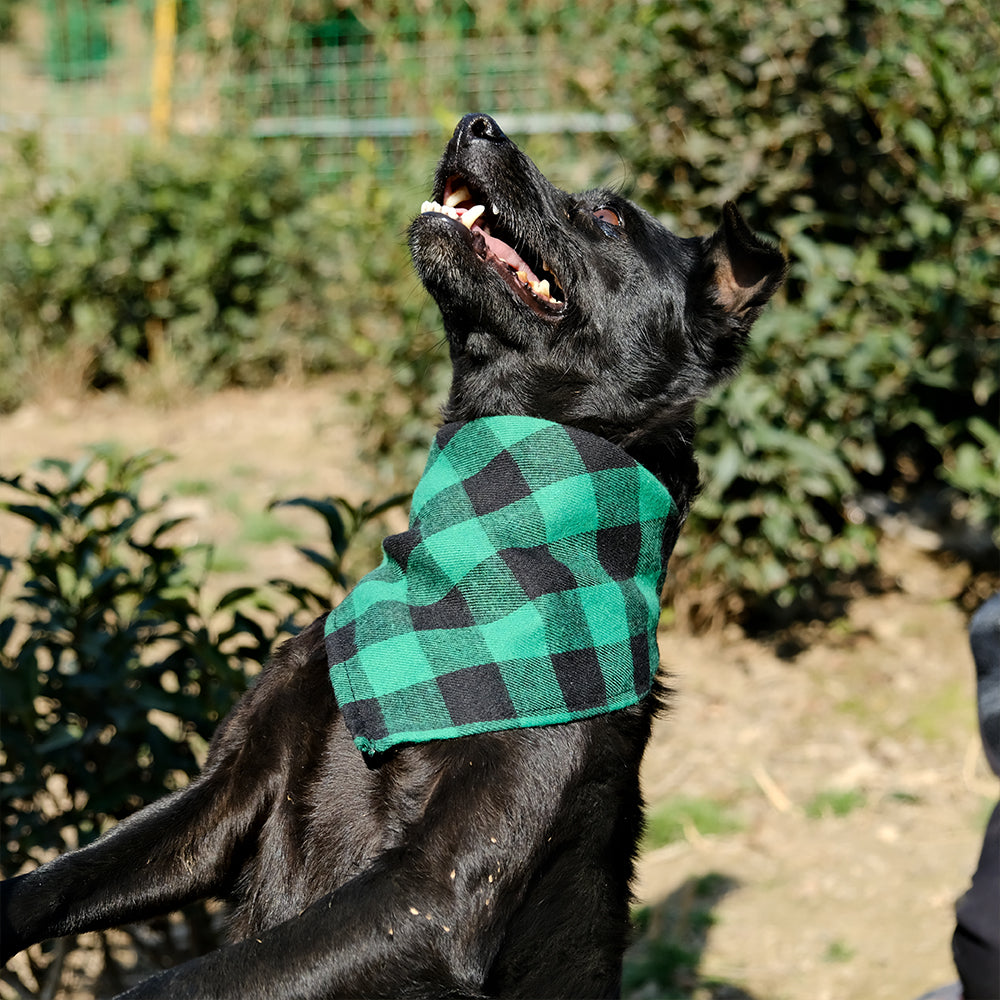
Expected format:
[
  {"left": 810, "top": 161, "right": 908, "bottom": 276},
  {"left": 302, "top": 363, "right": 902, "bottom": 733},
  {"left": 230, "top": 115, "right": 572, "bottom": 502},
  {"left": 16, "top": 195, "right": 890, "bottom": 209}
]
[{"left": 325, "top": 416, "right": 677, "bottom": 755}]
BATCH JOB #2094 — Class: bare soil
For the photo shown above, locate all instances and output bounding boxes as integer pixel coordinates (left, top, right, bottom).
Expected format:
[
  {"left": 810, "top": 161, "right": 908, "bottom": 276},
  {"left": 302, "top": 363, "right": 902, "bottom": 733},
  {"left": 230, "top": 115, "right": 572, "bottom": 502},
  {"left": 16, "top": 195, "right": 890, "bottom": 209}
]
[{"left": 1, "top": 383, "right": 995, "bottom": 1000}]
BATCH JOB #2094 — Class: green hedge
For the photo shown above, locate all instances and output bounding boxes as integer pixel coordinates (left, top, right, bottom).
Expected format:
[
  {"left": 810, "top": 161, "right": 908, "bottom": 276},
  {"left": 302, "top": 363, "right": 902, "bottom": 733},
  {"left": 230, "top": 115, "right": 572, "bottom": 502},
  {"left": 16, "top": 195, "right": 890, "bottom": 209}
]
[
  {"left": 582, "top": 0, "right": 998, "bottom": 613},
  {"left": 0, "top": 135, "right": 436, "bottom": 411}
]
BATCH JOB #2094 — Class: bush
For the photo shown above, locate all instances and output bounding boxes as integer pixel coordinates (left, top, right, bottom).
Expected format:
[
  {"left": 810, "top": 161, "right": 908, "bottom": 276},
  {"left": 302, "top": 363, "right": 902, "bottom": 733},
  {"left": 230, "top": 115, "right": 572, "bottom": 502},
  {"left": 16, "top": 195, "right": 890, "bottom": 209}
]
[
  {"left": 1, "top": 447, "right": 260, "bottom": 870},
  {"left": 0, "top": 447, "right": 264, "bottom": 988},
  {"left": 0, "top": 446, "right": 409, "bottom": 870},
  {"left": 582, "top": 0, "right": 999, "bottom": 616},
  {"left": 0, "top": 445, "right": 407, "bottom": 992},
  {"left": 0, "top": 135, "right": 435, "bottom": 411}
]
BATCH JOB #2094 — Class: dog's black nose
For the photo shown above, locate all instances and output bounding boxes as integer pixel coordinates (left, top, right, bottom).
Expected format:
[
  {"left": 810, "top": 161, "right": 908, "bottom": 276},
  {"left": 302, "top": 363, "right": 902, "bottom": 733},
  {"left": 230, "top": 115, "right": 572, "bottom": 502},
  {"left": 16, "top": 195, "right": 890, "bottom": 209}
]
[{"left": 455, "top": 113, "right": 508, "bottom": 146}]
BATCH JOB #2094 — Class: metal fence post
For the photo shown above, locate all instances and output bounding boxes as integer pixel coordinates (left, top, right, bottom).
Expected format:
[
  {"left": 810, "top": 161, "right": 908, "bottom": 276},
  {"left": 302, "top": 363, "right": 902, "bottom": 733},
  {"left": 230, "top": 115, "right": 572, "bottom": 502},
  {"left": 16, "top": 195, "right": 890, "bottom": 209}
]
[{"left": 150, "top": 0, "right": 177, "bottom": 144}]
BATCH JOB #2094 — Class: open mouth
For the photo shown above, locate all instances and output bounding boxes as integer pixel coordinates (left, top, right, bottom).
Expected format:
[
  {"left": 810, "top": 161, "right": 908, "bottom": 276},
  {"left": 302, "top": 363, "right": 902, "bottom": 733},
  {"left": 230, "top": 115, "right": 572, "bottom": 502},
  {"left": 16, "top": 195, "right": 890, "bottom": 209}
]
[{"left": 421, "top": 175, "right": 566, "bottom": 316}]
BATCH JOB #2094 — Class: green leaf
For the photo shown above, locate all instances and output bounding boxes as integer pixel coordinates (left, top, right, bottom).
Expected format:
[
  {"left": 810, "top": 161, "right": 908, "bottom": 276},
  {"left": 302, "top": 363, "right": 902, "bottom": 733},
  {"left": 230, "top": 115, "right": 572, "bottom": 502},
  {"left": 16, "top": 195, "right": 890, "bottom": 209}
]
[{"left": 3, "top": 503, "right": 61, "bottom": 531}]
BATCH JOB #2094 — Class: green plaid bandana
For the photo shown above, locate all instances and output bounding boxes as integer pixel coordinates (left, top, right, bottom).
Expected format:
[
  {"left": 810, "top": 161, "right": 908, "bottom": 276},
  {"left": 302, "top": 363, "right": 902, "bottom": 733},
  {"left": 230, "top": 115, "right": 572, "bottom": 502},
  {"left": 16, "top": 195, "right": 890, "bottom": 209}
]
[{"left": 325, "top": 416, "right": 676, "bottom": 755}]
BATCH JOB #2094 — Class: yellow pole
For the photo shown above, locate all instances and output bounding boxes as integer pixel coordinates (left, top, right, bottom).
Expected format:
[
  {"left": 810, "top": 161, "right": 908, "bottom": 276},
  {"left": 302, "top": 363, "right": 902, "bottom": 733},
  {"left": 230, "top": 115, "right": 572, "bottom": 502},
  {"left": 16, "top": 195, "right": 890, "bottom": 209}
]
[{"left": 150, "top": 0, "right": 177, "bottom": 145}]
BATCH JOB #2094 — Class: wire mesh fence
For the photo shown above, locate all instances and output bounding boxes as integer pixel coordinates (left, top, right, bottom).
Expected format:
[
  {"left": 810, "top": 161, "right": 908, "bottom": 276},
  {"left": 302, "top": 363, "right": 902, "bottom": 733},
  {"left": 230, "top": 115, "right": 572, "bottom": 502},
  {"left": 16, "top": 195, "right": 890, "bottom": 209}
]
[{"left": 0, "top": 1, "right": 629, "bottom": 183}]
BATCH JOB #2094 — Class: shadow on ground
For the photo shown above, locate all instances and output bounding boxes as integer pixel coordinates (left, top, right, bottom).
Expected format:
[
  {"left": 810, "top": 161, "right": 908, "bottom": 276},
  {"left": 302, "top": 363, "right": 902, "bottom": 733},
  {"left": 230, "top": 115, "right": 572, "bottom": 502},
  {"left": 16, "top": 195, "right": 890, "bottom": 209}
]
[{"left": 623, "top": 872, "right": 756, "bottom": 999}]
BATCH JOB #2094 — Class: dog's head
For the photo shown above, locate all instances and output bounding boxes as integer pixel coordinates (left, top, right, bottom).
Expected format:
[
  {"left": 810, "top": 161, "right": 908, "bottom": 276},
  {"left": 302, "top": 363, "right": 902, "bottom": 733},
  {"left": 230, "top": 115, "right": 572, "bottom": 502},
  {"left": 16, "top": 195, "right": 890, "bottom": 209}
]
[{"left": 409, "top": 114, "right": 785, "bottom": 506}]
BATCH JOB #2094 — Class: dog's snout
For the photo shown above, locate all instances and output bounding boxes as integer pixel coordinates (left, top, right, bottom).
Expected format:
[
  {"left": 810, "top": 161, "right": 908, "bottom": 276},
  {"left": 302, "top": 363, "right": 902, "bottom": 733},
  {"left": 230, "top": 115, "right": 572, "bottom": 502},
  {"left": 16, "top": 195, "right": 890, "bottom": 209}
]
[{"left": 456, "top": 113, "right": 508, "bottom": 146}]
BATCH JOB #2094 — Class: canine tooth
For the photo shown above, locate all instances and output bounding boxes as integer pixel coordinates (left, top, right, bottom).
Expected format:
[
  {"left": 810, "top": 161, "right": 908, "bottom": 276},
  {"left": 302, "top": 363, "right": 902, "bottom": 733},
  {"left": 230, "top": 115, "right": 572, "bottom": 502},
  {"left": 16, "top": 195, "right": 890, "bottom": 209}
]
[
  {"left": 445, "top": 185, "right": 471, "bottom": 208},
  {"left": 461, "top": 204, "right": 486, "bottom": 229},
  {"left": 492, "top": 203, "right": 500, "bottom": 216}
]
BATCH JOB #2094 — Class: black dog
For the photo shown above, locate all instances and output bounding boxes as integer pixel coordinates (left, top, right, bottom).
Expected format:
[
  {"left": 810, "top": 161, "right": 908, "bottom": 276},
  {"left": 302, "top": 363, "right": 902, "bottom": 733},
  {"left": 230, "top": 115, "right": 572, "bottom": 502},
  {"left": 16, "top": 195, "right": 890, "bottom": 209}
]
[{"left": 1, "top": 114, "right": 784, "bottom": 998}]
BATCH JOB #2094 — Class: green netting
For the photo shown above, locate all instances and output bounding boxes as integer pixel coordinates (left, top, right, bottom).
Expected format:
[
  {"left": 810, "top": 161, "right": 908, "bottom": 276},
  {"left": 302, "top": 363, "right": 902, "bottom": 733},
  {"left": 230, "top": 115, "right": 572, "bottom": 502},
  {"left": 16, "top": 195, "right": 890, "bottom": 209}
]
[{"left": 0, "top": 2, "right": 627, "bottom": 182}]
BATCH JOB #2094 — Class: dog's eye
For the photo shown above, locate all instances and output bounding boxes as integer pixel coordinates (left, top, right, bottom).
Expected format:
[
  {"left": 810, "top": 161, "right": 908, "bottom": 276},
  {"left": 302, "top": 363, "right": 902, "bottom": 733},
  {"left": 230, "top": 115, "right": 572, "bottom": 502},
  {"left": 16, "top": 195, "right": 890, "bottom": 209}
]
[{"left": 592, "top": 207, "right": 622, "bottom": 228}]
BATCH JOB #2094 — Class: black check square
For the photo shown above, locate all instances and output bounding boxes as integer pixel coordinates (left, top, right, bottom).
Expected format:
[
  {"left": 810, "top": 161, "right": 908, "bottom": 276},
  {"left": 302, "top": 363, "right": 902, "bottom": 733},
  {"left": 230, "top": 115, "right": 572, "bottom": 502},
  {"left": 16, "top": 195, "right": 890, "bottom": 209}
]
[
  {"left": 462, "top": 449, "right": 532, "bottom": 516},
  {"left": 437, "top": 662, "right": 517, "bottom": 726},
  {"left": 499, "top": 546, "right": 578, "bottom": 598},
  {"left": 551, "top": 646, "right": 608, "bottom": 712},
  {"left": 565, "top": 425, "right": 633, "bottom": 473},
  {"left": 410, "top": 585, "right": 475, "bottom": 631}
]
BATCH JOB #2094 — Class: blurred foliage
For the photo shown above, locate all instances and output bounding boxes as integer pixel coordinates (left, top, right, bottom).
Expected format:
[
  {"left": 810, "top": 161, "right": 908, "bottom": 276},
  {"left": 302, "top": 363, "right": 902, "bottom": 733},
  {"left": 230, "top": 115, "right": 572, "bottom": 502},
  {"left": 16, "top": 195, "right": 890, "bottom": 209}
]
[
  {"left": 44, "top": 0, "right": 112, "bottom": 81},
  {"left": 0, "top": 0, "right": 20, "bottom": 41},
  {"left": 0, "top": 134, "right": 441, "bottom": 420},
  {"left": 578, "top": 0, "right": 999, "bottom": 616},
  {"left": 270, "top": 490, "right": 411, "bottom": 598},
  {"left": 1, "top": 0, "right": 996, "bottom": 621}
]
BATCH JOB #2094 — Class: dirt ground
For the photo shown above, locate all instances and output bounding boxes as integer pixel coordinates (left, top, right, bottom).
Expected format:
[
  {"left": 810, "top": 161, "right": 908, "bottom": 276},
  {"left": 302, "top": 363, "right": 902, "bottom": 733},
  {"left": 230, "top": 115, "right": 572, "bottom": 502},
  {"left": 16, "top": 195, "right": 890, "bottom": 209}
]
[{"left": 2, "top": 383, "right": 996, "bottom": 1000}]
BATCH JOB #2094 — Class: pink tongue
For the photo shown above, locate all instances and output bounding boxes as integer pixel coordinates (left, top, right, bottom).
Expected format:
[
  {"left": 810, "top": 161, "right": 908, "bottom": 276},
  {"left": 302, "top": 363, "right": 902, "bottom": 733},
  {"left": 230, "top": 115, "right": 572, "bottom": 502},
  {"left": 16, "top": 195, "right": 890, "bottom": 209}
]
[{"left": 482, "top": 231, "right": 540, "bottom": 284}]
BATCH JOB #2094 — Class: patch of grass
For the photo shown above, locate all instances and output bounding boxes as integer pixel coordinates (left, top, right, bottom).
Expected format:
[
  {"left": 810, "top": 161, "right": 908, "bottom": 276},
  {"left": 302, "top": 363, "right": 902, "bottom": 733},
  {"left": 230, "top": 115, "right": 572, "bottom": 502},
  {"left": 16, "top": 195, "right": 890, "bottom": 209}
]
[
  {"left": 222, "top": 491, "right": 244, "bottom": 515},
  {"left": 693, "top": 872, "right": 730, "bottom": 900},
  {"left": 976, "top": 798, "right": 998, "bottom": 834},
  {"left": 172, "top": 477, "right": 215, "bottom": 497},
  {"left": 239, "top": 510, "right": 303, "bottom": 546},
  {"left": 805, "top": 788, "right": 867, "bottom": 820},
  {"left": 642, "top": 796, "right": 742, "bottom": 850},
  {"left": 623, "top": 937, "right": 698, "bottom": 996},
  {"left": 908, "top": 678, "right": 976, "bottom": 743},
  {"left": 207, "top": 546, "right": 250, "bottom": 574},
  {"left": 823, "top": 939, "right": 856, "bottom": 963},
  {"left": 624, "top": 873, "right": 741, "bottom": 999},
  {"left": 838, "top": 674, "right": 976, "bottom": 746}
]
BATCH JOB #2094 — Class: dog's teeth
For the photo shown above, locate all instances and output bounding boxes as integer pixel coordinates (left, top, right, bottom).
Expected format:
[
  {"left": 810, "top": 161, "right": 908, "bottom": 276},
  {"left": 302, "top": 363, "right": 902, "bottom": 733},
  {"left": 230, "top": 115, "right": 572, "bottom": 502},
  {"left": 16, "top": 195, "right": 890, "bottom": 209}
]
[
  {"left": 445, "top": 185, "right": 471, "bottom": 208},
  {"left": 527, "top": 278, "right": 552, "bottom": 300},
  {"left": 420, "top": 200, "right": 463, "bottom": 221},
  {"left": 516, "top": 269, "right": 528, "bottom": 283},
  {"left": 461, "top": 204, "right": 486, "bottom": 229},
  {"left": 492, "top": 202, "right": 500, "bottom": 217}
]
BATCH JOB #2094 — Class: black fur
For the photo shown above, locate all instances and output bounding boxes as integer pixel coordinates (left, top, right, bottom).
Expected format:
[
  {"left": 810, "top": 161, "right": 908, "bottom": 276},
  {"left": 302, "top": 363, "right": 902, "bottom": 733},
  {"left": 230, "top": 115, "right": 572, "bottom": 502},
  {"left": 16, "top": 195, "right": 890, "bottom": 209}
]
[{"left": 1, "top": 114, "right": 785, "bottom": 999}]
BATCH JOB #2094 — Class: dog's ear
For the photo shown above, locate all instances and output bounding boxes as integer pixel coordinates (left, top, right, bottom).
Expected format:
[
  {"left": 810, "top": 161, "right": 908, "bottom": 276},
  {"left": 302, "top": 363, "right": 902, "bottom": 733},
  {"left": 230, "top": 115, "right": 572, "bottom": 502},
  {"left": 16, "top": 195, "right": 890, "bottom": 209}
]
[{"left": 705, "top": 202, "right": 786, "bottom": 328}]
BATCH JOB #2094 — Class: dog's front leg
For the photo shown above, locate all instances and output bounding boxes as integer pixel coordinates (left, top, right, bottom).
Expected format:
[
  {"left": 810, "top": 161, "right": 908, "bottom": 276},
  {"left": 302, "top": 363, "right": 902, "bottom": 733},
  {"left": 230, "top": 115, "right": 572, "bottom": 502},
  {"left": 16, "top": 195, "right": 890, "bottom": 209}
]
[
  {"left": 2, "top": 622, "right": 331, "bottom": 962},
  {"left": 111, "top": 729, "right": 585, "bottom": 1000},
  {"left": 114, "top": 852, "right": 494, "bottom": 1000},
  {"left": 1, "top": 744, "right": 273, "bottom": 963}
]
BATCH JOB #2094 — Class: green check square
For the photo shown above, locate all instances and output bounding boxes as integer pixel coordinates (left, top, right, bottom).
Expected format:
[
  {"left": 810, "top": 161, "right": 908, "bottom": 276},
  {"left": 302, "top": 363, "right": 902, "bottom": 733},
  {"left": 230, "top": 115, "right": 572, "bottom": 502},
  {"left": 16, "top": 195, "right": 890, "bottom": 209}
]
[
  {"left": 354, "top": 629, "right": 434, "bottom": 698},
  {"left": 378, "top": 679, "right": 452, "bottom": 737},
  {"left": 498, "top": 656, "right": 567, "bottom": 717},
  {"left": 576, "top": 581, "right": 630, "bottom": 649},
  {"left": 533, "top": 474, "right": 599, "bottom": 543},
  {"left": 411, "top": 516, "right": 496, "bottom": 600}
]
